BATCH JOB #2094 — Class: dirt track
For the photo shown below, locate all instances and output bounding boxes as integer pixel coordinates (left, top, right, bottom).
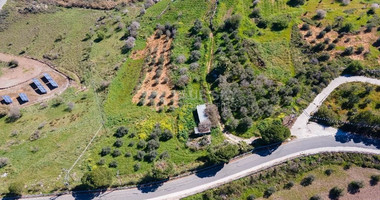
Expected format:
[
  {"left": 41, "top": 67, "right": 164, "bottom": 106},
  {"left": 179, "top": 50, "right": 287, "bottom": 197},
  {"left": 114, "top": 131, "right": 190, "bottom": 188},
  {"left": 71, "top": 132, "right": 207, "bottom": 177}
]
[{"left": 0, "top": 53, "right": 70, "bottom": 107}]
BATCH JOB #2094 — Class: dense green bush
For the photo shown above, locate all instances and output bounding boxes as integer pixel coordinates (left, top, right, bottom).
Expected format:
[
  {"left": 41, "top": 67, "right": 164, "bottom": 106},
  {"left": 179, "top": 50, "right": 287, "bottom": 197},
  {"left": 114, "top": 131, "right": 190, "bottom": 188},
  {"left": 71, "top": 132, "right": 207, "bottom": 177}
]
[
  {"left": 81, "top": 167, "right": 113, "bottom": 189},
  {"left": 260, "top": 122, "right": 290, "bottom": 144},
  {"left": 329, "top": 186, "right": 344, "bottom": 199},
  {"left": 8, "top": 182, "right": 23, "bottom": 196},
  {"left": 207, "top": 142, "right": 239, "bottom": 164}
]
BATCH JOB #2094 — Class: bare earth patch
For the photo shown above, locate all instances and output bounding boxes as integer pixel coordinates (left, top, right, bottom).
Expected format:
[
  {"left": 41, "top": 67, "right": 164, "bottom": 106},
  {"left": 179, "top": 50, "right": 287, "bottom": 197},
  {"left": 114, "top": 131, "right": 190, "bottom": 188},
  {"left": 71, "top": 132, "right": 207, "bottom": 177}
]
[
  {"left": 132, "top": 34, "right": 179, "bottom": 109},
  {"left": 0, "top": 53, "right": 70, "bottom": 107},
  {"left": 299, "top": 25, "right": 380, "bottom": 62}
]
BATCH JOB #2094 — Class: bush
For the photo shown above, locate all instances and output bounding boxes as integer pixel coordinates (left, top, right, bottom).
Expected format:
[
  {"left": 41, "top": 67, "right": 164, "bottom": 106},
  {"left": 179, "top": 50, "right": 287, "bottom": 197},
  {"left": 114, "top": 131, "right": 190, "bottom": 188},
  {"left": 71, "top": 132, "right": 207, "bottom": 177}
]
[
  {"left": 371, "top": 175, "right": 380, "bottom": 185},
  {"left": 29, "top": 130, "right": 41, "bottom": 141},
  {"left": 284, "top": 181, "right": 294, "bottom": 189},
  {"left": 317, "top": 31, "right": 326, "bottom": 39},
  {"left": 0, "top": 157, "right": 9, "bottom": 168},
  {"left": 176, "top": 55, "right": 186, "bottom": 64},
  {"left": 348, "top": 181, "right": 364, "bottom": 194},
  {"left": 8, "top": 107, "right": 21, "bottom": 121},
  {"left": 160, "top": 151, "right": 170, "bottom": 160},
  {"left": 301, "top": 23, "right": 310, "bottom": 30},
  {"left": 114, "top": 126, "right": 128, "bottom": 138},
  {"left": 207, "top": 142, "right": 239, "bottom": 164},
  {"left": 137, "top": 140, "right": 146, "bottom": 148},
  {"left": 100, "top": 147, "right": 111, "bottom": 156},
  {"left": 124, "top": 37, "right": 136, "bottom": 50},
  {"left": 301, "top": 175, "right": 315, "bottom": 186},
  {"left": 160, "top": 129, "right": 173, "bottom": 141},
  {"left": 342, "top": 47, "right": 354, "bottom": 56},
  {"left": 329, "top": 186, "right": 344, "bottom": 199},
  {"left": 150, "top": 160, "right": 174, "bottom": 180},
  {"left": 260, "top": 122, "right": 291, "bottom": 144},
  {"left": 325, "top": 169, "right": 333, "bottom": 176},
  {"left": 109, "top": 160, "right": 118, "bottom": 168},
  {"left": 66, "top": 102, "right": 74, "bottom": 112},
  {"left": 309, "top": 195, "right": 322, "bottom": 200},
  {"left": 111, "top": 149, "right": 121, "bottom": 157},
  {"left": 8, "top": 182, "right": 23, "bottom": 196},
  {"left": 8, "top": 60, "right": 18, "bottom": 68},
  {"left": 247, "top": 194, "right": 256, "bottom": 200},
  {"left": 81, "top": 167, "right": 113, "bottom": 189},
  {"left": 114, "top": 139, "right": 123, "bottom": 148},
  {"left": 251, "top": 8, "right": 260, "bottom": 18},
  {"left": 190, "top": 50, "right": 201, "bottom": 61},
  {"left": 316, "top": 9, "right": 326, "bottom": 19},
  {"left": 339, "top": 23, "right": 353, "bottom": 33},
  {"left": 223, "top": 15, "right": 241, "bottom": 32},
  {"left": 134, "top": 163, "right": 141, "bottom": 171},
  {"left": 271, "top": 15, "right": 289, "bottom": 31},
  {"left": 145, "top": 150, "right": 158, "bottom": 162},
  {"left": 146, "top": 139, "right": 160, "bottom": 151},
  {"left": 136, "top": 151, "right": 145, "bottom": 161},
  {"left": 287, "top": 0, "right": 304, "bottom": 7},
  {"left": 189, "top": 62, "right": 199, "bottom": 71},
  {"left": 343, "top": 60, "right": 364, "bottom": 75},
  {"left": 341, "top": 0, "right": 350, "bottom": 6},
  {"left": 264, "top": 186, "right": 276, "bottom": 198}
]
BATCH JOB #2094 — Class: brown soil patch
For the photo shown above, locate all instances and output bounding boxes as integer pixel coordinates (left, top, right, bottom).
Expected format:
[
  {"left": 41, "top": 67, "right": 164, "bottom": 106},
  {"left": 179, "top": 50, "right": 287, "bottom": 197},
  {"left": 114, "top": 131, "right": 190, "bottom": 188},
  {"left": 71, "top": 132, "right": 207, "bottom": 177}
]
[
  {"left": 132, "top": 34, "right": 179, "bottom": 109},
  {"left": 299, "top": 25, "right": 380, "bottom": 62},
  {"left": 0, "top": 53, "right": 70, "bottom": 107}
]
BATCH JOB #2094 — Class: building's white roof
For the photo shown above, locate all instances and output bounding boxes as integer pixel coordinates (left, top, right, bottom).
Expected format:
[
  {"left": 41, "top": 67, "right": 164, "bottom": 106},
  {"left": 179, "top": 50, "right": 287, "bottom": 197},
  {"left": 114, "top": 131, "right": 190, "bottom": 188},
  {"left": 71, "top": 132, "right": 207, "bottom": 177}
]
[{"left": 196, "top": 104, "right": 208, "bottom": 123}]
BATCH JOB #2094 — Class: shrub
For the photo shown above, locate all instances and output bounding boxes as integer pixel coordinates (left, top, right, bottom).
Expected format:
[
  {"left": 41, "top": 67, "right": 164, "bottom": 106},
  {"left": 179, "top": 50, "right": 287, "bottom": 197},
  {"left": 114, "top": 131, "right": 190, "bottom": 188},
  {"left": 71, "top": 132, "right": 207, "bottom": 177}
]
[
  {"left": 309, "top": 195, "right": 322, "bottom": 200},
  {"left": 144, "top": 0, "right": 154, "bottom": 8},
  {"left": 342, "top": 46, "right": 354, "bottom": 56},
  {"left": 146, "top": 139, "right": 160, "bottom": 151},
  {"left": 0, "top": 157, "right": 9, "bottom": 168},
  {"left": 317, "top": 31, "right": 326, "bottom": 39},
  {"left": 96, "top": 159, "right": 105, "bottom": 166},
  {"left": 247, "top": 194, "right": 256, "bottom": 200},
  {"left": 8, "top": 107, "right": 21, "bottom": 121},
  {"left": 189, "top": 62, "right": 199, "bottom": 71},
  {"left": 109, "top": 160, "right": 118, "bottom": 168},
  {"left": 324, "top": 25, "right": 332, "bottom": 32},
  {"left": 114, "top": 126, "right": 128, "bottom": 138},
  {"left": 348, "top": 181, "right": 364, "bottom": 194},
  {"left": 223, "top": 15, "right": 241, "bottom": 32},
  {"left": 145, "top": 150, "right": 158, "bottom": 162},
  {"left": 8, "top": 60, "right": 18, "bottom": 68},
  {"left": 81, "top": 167, "right": 112, "bottom": 189},
  {"left": 176, "top": 75, "right": 189, "bottom": 89},
  {"left": 137, "top": 140, "right": 146, "bottom": 148},
  {"left": 66, "top": 102, "right": 74, "bottom": 112},
  {"left": 100, "top": 147, "right": 111, "bottom": 156},
  {"left": 327, "top": 43, "right": 336, "bottom": 50},
  {"left": 325, "top": 169, "right": 333, "bottom": 176},
  {"left": 301, "top": 175, "right": 315, "bottom": 186},
  {"left": 287, "top": 0, "right": 304, "bottom": 7},
  {"left": 316, "top": 9, "right": 326, "bottom": 19},
  {"left": 124, "top": 37, "right": 136, "bottom": 50},
  {"left": 125, "top": 152, "right": 132, "bottom": 157},
  {"left": 207, "top": 142, "right": 239, "bottom": 164},
  {"left": 264, "top": 187, "right": 276, "bottom": 198},
  {"left": 176, "top": 55, "right": 186, "bottom": 64},
  {"left": 190, "top": 50, "right": 201, "bottom": 61},
  {"left": 329, "top": 186, "right": 344, "bottom": 199},
  {"left": 134, "top": 163, "right": 141, "bottom": 171},
  {"left": 160, "top": 151, "right": 170, "bottom": 160},
  {"left": 301, "top": 23, "right": 310, "bottom": 31},
  {"left": 339, "top": 23, "right": 353, "bottom": 33},
  {"left": 343, "top": 60, "right": 363, "bottom": 75},
  {"left": 284, "top": 181, "right": 294, "bottom": 189},
  {"left": 260, "top": 122, "right": 291, "bottom": 144},
  {"left": 160, "top": 129, "right": 173, "bottom": 141},
  {"left": 356, "top": 46, "right": 364, "bottom": 54},
  {"left": 150, "top": 160, "right": 174, "bottom": 180},
  {"left": 8, "top": 182, "right": 23, "bottom": 196},
  {"left": 112, "top": 149, "right": 121, "bottom": 157},
  {"left": 370, "top": 175, "right": 380, "bottom": 185},
  {"left": 113, "top": 139, "right": 123, "bottom": 147},
  {"left": 29, "top": 130, "right": 41, "bottom": 141},
  {"left": 271, "top": 16, "right": 289, "bottom": 31},
  {"left": 251, "top": 8, "right": 260, "bottom": 18},
  {"left": 318, "top": 53, "right": 330, "bottom": 61},
  {"left": 341, "top": 0, "right": 350, "bottom": 6}
]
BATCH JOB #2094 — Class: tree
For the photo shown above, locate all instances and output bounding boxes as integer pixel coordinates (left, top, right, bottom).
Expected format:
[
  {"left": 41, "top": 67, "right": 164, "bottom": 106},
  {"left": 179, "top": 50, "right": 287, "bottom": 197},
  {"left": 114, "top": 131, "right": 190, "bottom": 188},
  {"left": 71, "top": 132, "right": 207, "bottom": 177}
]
[
  {"left": 190, "top": 50, "right": 201, "bottom": 61},
  {"left": 8, "top": 107, "right": 21, "bottom": 121},
  {"left": 136, "top": 150, "right": 145, "bottom": 161},
  {"left": 124, "top": 37, "right": 136, "bottom": 50},
  {"left": 348, "top": 181, "right": 364, "bottom": 194},
  {"left": 100, "top": 147, "right": 111, "bottom": 156},
  {"left": 237, "top": 117, "right": 253, "bottom": 132},
  {"left": 114, "top": 126, "right": 128, "bottom": 137},
  {"left": 198, "top": 120, "right": 212, "bottom": 133},
  {"left": 146, "top": 139, "right": 160, "bottom": 151},
  {"left": 205, "top": 104, "right": 220, "bottom": 128},
  {"left": 160, "top": 129, "right": 173, "bottom": 141},
  {"left": 144, "top": 0, "right": 154, "bottom": 8},
  {"left": 176, "top": 55, "right": 186, "bottom": 64},
  {"left": 114, "top": 139, "right": 123, "bottom": 147},
  {"left": 371, "top": 175, "right": 380, "bottom": 185},
  {"left": 192, "top": 19, "right": 203, "bottom": 34},
  {"left": 260, "top": 122, "right": 291, "bottom": 144},
  {"left": 8, "top": 182, "right": 23, "bottom": 196},
  {"left": 264, "top": 187, "right": 276, "bottom": 198},
  {"left": 207, "top": 142, "right": 239, "bottom": 164},
  {"left": 81, "top": 167, "right": 113, "bottom": 189},
  {"left": 343, "top": 60, "right": 364, "bottom": 75},
  {"left": 313, "top": 105, "right": 339, "bottom": 126},
  {"left": 223, "top": 15, "right": 241, "bottom": 32},
  {"left": 329, "top": 186, "right": 344, "bottom": 199},
  {"left": 316, "top": 9, "right": 326, "bottom": 19},
  {"left": 137, "top": 140, "right": 146, "bottom": 148},
  {"left": 271, "top": 15, "right": 289, "bottom": 31},
  {"left": 309, "top": 195, "right": 322, "bottom": 200},
  {"left": 287, "top": 0, "right": 304, "bottom": 7},
  {"left": 150, "top": 160, "right": 174, "bottom": 180},
  {"left": 301, "top": 175, "right": 315, "bottom": 186}
]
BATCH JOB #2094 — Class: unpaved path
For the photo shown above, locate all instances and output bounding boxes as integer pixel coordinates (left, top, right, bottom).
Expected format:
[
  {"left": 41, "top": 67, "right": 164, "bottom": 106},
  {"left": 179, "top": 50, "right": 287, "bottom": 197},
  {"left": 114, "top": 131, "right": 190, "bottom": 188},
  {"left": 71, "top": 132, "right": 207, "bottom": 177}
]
[{"left": 291, "top": 75, "right": 380, "bottom": 139}]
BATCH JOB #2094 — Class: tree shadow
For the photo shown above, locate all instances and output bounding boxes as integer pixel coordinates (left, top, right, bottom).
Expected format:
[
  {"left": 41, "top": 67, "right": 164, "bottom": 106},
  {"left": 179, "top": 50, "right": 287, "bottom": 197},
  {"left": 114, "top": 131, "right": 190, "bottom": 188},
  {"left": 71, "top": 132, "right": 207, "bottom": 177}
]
[
  {"left": 1, "top": 193, "right": 22, "bottom": 200},
  {"left": 136, "top": 176, "right": 166, "bottom": 193},
  {"left": 195, "top": 163, "right": 224, "bottom": 178},
  {"left": 71, "top": 185, "right": 107, "bottom": 200},
  {"left": 334, "top": 130, "right": 380, "bottom": 149}
]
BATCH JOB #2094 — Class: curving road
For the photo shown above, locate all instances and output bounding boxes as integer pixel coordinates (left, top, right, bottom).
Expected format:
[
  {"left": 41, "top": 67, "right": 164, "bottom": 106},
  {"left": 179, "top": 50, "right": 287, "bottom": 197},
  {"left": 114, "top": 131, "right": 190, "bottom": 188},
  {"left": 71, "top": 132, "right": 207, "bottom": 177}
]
[{"left": 21, "top": 75, "right": 380, "bottom": 200}]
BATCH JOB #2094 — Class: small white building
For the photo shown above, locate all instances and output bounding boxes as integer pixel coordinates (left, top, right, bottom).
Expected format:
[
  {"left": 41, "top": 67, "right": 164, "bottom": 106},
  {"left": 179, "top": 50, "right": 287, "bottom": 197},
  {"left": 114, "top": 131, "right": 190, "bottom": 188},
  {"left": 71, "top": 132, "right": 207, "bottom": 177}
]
[{"left": 194, "top": 104, "right": 211, "bottom": 134}]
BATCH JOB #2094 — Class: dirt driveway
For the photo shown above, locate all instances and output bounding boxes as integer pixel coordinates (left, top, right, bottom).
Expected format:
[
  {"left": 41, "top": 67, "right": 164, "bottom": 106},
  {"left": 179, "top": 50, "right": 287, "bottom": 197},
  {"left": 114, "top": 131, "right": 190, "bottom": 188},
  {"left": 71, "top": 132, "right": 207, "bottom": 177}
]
[{"left": 0, "top": 53, "right": 70, "bottom": 107}]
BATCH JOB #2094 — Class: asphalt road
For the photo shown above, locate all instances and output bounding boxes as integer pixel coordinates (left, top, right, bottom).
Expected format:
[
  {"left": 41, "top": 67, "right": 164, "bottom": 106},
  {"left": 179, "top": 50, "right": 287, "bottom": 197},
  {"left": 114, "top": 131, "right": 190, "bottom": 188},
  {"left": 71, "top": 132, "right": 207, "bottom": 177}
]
[
  {"left": 0, "top": 0, "right": 6, "bottom": 10},
  {"left": 25, "top": 134, "right": 380, "bottom": 200}
]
